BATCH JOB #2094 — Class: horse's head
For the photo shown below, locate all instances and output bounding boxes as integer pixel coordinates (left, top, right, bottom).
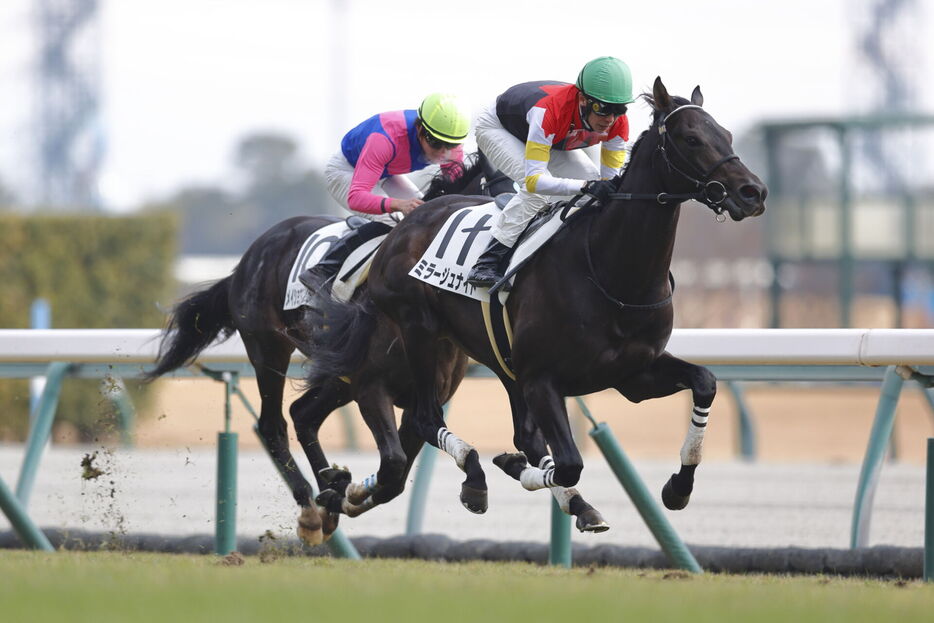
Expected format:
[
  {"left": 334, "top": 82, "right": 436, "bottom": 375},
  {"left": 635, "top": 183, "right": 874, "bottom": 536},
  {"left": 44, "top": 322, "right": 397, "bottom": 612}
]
[{"left": 648, "top": 77, "right": 767, "bottom": 221}]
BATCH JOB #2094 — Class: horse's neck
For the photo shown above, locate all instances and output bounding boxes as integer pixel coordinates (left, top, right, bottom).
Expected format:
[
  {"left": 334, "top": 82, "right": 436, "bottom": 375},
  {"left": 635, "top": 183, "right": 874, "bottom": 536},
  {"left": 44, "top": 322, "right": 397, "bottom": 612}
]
[{"left": 590, "top": 131, "right": 679, "bottom": 295}]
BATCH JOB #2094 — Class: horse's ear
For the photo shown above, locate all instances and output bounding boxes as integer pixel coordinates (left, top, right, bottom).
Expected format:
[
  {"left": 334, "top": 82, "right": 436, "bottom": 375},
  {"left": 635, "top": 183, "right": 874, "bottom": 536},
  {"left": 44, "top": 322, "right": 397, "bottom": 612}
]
[
  {"left": 653, "top": 77, "right": 671, "bottom": 109},
  {"left": 691, "top": 86, "right": 704, "bottom": 107}
]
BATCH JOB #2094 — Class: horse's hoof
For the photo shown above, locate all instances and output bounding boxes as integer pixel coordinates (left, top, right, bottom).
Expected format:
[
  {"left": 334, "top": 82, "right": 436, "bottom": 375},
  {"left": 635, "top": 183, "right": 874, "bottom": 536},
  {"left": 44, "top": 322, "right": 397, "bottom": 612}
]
[
  {"left": 319, "top": 467, "right": 352, "bottom": 494},
  {"left": 576, "top": 508, "right": 610, "bottom": 533},
  {"left": 315, "top": 488, "right": 345, "bottom": 514},
  {"left": 297, "top": 505, "right": 324, "bottom": 546},
  {"left": 460, "top": 484, "right": 488, "bottom": 514},
  {"left": 492, "top": 452, "right": 528, "bottom": 480},
  {"left": 345, "top": 482, "right": 369, "bottom": 505},
  {"left": 320, "top": 508, "right": 340, "bottom": 542},
  {"left": 661, "top": 475, "right": 691, "bottom": 511}
]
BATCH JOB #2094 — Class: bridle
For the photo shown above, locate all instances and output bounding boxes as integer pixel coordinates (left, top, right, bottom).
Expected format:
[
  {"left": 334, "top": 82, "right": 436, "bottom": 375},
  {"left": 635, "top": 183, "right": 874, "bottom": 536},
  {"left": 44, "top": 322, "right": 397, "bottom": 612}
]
[{"left": 607, "top": 104, "right": 740, "bottom": 214}]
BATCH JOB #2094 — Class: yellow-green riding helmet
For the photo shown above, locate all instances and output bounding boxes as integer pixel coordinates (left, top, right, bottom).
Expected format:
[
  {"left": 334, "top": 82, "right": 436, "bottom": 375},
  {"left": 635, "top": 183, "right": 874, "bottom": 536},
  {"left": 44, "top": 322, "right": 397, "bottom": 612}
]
[{"left": 417, "top": 93, "right": 470, "bottom": 144}]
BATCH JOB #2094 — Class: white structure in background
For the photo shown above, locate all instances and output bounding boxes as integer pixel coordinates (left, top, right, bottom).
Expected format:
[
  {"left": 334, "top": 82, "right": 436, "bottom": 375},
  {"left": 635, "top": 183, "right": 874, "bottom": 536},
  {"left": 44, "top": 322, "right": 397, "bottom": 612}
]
[{"left": 174, "top": 255, "right": 241, "bottom": 287}]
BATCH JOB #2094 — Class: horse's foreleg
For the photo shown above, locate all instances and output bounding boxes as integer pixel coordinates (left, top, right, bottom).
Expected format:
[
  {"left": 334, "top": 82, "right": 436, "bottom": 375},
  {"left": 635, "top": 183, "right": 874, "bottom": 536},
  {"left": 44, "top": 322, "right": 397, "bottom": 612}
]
[
  {"left": 402, "top": 321, "right": 487, "bottom": 514},
  {"left": 495, "top": 380, "right": 606, "bottom": 530},
  {"left": 289, "top": 379, "right": 352, "bottom": 541},
  {"left": 345, "top": 383, "right": 406, "bottom": 506},
  {"left": 618, "top": 352, "right": 717, "bottom": 511},
  {"left": 519, "top": 379, "right": 582, "bottom": 487},
  {"left": 493, "top": 452, "right": 608, "bottom": 532},
  {"left": 291, "top": 380, "right": 353, "bottom": 491}
]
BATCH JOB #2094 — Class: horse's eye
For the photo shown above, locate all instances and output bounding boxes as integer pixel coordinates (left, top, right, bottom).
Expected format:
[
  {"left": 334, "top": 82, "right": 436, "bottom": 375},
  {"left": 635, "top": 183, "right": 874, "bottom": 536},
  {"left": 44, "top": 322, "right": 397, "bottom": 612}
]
[{"left": 685, "top": 136, "right": 701, "bottom": 147}]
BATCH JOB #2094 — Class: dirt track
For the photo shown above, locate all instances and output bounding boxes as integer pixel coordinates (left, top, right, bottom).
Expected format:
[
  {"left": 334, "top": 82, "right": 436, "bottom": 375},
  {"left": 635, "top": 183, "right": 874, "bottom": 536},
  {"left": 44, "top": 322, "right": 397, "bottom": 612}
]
[{"left": 134, "top": 377, "right": 934, "bottom": 464}]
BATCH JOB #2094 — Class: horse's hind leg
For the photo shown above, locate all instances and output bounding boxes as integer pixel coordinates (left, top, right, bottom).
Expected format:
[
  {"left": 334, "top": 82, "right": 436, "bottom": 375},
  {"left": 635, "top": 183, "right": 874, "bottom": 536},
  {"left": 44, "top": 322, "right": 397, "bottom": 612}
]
[
  {"left": 617, "top": 352, "right": 718, "bottom": 511},
  {"left": 494, "top": 380, "right": 607, "bottom": 532}
]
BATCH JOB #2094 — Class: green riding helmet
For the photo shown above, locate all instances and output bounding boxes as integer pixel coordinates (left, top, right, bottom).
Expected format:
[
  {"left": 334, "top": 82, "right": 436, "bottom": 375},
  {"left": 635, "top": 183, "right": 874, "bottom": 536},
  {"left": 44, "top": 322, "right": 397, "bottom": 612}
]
[
  {"left": 417, "top": 93, "right": 470, "bottom": 144},
  {"left": 575, "top": 56, "right": 634, "bottom": 104}
]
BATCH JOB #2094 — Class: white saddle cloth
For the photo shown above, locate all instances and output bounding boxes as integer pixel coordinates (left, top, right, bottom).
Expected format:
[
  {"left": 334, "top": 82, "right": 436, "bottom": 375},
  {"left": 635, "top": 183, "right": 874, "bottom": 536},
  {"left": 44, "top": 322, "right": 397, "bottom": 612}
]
[{"left": 409, "top": 200, "right": 579, "bottom": 302}]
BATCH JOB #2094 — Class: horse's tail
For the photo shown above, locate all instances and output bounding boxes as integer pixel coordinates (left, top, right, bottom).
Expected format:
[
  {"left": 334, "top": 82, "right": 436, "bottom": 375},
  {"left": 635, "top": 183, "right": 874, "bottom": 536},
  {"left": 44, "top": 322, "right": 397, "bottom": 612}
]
[
  {"left": 305, "top": 293, "right": 378, "bottom": 388},
  {"left": 144, "top": 277, "right": 235, "bottom": 381}
]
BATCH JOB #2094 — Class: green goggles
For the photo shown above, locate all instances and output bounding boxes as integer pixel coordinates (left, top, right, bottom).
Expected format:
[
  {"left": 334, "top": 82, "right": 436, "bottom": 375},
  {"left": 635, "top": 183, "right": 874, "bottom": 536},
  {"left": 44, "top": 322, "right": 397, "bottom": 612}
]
[{"left": 586, "top": 98, "right": 628, "bottom": 117}]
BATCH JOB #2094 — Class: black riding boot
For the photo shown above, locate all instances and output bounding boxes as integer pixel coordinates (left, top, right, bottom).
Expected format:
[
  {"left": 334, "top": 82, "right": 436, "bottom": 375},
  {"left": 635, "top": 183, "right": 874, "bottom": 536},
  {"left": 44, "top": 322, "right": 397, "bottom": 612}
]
[
  {"left": 466, "top": 239, "right": 513, "bottom": 288},
  {"left": 299, "top": 221, "right": 391, "bottom": 291}
]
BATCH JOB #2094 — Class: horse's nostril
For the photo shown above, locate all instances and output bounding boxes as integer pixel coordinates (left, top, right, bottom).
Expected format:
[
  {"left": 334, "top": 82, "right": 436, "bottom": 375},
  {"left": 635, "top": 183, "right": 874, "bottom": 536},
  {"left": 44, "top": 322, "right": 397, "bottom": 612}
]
[{"left": 740, "top": 184, "right": 764, "bottom": 202}]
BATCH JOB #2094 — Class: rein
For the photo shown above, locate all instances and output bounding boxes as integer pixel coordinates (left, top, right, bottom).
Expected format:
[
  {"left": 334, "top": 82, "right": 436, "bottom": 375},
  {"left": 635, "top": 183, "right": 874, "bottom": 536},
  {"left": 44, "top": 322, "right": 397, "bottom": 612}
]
[{"left": 582, "top": 207, "right": 676, "bottom": 310}]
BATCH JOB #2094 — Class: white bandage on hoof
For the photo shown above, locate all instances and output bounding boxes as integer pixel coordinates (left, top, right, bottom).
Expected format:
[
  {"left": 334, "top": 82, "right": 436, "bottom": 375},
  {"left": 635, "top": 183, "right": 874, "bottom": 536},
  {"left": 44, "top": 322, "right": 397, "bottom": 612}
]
[
  {"left": 437, "top": 427, "right": 473, "bottom": 470},
  {"left": 550, "top": 487, "right": 580, "bottom": 514},
  {"left": 680, "top": 405, "right": 709, "bottom": 465},
  {"left": 519, "top": 465, "right": 556, "bottom": 491}
]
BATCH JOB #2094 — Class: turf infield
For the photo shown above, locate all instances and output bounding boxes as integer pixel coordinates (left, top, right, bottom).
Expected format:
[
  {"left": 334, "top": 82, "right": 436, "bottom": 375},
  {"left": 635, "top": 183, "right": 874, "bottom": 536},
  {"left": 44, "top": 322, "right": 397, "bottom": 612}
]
[{"left": 1, "top": 551, "right": 932, "bottom": 622}]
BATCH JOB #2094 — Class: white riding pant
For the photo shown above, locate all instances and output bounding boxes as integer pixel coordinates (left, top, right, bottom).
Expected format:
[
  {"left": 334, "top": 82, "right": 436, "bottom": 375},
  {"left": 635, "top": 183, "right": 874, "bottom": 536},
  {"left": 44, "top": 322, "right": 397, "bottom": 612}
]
[
  {"left": 474, "top": 100, "right": 600, "bottom": 247},
  {"left": 324, "top": 151, "right": 420, "bottom": 227}
]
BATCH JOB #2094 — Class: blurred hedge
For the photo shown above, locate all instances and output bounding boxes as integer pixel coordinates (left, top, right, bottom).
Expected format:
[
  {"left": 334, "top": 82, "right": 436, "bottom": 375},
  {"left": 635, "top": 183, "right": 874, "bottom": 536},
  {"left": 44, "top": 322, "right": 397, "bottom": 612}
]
[{"left": 0, "top": 212, "right": 178, "bottom": 442}]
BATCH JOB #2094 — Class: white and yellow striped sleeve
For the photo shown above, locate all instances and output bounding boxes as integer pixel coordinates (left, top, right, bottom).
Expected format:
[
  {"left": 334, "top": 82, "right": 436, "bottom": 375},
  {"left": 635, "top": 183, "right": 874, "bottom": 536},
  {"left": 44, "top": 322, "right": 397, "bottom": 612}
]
[
  {"left": 522, "top": 106, "right": 586, "bottom": 196},
  {"left": 599, "top": 135, "right": 627, "bottom": 180}
]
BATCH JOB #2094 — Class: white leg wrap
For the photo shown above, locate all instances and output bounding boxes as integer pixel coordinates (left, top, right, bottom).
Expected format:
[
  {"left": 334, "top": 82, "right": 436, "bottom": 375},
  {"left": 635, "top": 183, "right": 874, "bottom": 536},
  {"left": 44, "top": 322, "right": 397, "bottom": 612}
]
[
  {"left": 519, "top": 465, "right": 556, "bottom": 491},
  {"left": 341, "top": 495, "right": 376, "bottom": 518},
  {"left": 518, "top": 455, "right": 557, "bottom": 491},
  {"left": 549, "top": 487, "right": 580, "bottom": 514},
  {"left": 437, "top": 427, "right": 473, "bottom": 470},
  {"left": 680, "top": 405, "right": 709, "bottom": 465}
]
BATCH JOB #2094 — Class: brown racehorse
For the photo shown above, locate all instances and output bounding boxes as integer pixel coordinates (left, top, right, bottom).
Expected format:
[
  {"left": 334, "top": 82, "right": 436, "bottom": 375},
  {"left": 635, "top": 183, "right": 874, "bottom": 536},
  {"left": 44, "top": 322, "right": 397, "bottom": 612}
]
[{"left": 354, "top": 78, "right": 767, "bottom": 515}]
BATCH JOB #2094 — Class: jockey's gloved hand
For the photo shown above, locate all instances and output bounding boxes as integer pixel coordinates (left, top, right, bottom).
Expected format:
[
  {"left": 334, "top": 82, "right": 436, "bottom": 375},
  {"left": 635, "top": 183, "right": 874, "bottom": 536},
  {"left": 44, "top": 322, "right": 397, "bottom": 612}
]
[{"left": 582, "top": 179, "right": 616, "bottom": 204}]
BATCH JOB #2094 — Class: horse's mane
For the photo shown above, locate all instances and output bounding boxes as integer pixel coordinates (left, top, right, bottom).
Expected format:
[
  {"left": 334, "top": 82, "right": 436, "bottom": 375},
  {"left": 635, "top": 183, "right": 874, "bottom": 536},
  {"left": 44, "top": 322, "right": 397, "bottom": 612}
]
[{"left": 422, "top": 152, "right": 483, "bottom": 200}]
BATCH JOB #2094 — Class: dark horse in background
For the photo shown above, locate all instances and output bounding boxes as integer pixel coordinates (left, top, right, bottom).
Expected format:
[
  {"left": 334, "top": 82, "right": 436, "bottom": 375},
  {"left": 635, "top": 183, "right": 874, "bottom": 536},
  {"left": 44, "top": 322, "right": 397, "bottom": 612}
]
[
  {"left": 314, "top": 78, "right": 767, "bottom": 519},
  {"left": 145, "top": 157, "right": 496, "bottom": 545}
]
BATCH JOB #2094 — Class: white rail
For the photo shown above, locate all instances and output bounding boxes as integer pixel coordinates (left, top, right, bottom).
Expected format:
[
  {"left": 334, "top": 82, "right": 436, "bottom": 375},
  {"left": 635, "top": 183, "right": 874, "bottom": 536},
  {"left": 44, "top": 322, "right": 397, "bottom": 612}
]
[{"left": 1, "top": 328, "right": 934, "bottom": 366}]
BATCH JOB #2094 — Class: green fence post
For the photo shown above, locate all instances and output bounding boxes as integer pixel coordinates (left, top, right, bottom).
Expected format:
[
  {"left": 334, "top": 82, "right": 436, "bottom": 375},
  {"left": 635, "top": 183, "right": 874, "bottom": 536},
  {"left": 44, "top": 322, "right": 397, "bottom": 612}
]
[
  {"left": 101, "top": 375, "right": 136, "bottom": 447},
  {"left": 0, "top": 476, "right": 53, "bottom": 551},
  {"left": 16, "top": 362, "right": 72, "bottom": 507},
  {"left": 917, "top": 385, "right": 934, "bottom": 427},
  {"left": 549, "top": 496, "right": 572, "bottom": 568},
  {"left": 215, "top": 372, "right": 238, "bottom": 555},
  {"left": 850, "top": 365, "right": 904, "bottom": 548},
  {"left": 340, "top": 406, "right": 358, "bottom": 451},
  {"left": 726, "top": 381, "right": 757, "bottom": 461},
  {"left": 925, "top": 438, "right": 934, "bottom": 582},
  {"left": 585, "top": 418, "right": 702, "bottom": 573}
]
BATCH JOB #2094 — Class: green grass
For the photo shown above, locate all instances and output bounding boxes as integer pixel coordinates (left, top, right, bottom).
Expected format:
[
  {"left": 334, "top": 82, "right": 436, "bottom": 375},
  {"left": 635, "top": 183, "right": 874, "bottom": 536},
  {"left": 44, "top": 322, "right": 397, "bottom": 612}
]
[{"left": 1, "top": 550, "right": 932, "bottom": 623}]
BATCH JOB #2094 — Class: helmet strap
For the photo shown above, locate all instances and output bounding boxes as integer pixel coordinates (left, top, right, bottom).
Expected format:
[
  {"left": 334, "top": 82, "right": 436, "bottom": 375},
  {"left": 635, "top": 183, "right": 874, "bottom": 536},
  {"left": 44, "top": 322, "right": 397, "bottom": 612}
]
[{"left": 579, "top": 102, "right": 594, "bottom": 131}]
